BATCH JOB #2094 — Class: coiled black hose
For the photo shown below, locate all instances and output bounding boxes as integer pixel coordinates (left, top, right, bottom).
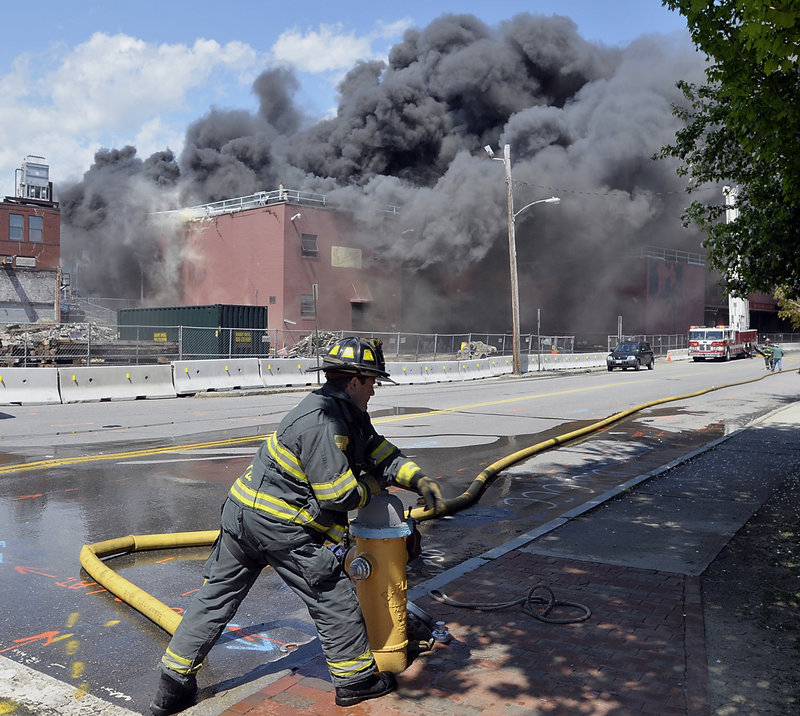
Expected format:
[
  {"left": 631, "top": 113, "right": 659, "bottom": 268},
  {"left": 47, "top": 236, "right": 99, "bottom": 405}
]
[{"left": 429, "top": 583, "right": 592, "bottom": 624}]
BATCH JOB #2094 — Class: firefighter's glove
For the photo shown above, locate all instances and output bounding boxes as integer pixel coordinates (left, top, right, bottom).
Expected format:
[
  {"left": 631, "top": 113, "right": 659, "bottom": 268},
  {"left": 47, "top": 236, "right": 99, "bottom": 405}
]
[
  {"left": 359, "top": 474, "right": 382, "bottom": 496},
  {"left": 413, "top": 475, "right": 445, "bottom": 514}
]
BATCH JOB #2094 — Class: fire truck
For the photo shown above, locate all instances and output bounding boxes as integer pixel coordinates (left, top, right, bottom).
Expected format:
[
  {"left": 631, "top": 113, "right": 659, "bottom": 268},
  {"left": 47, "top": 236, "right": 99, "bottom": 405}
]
[
  {"left": 688, "top": 326, "right": 758, "bottom": 361},
  {"left": 689, "top": 277, "right": 758, "bottom": 361}
]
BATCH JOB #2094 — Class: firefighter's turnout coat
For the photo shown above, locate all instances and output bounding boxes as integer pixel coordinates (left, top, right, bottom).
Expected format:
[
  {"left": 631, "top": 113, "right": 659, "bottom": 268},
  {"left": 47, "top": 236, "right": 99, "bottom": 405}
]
[
  {"left": 160, "top": 382, "right": 425, "bottom": 687},
  {"left": 230, "top": 381, "right": 423, "bottom": 542}
]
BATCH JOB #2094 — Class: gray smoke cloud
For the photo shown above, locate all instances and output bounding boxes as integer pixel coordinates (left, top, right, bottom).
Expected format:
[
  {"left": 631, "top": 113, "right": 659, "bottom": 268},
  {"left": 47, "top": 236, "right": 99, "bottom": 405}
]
[{"left": 60, "top": 12, "right": 709, "bottom": 335}]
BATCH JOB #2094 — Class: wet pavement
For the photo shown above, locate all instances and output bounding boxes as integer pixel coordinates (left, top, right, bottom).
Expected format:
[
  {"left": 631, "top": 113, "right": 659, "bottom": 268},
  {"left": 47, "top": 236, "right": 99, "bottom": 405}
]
[
  {"left": 0, "top": 361, "right": 797, "bottom": 714},
  {"left": 186, "top": 397, "right": 800, "bottom": 716}
]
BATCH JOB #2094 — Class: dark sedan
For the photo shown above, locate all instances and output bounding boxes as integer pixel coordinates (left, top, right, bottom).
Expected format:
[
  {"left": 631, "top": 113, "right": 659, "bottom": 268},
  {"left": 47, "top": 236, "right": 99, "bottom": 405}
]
[{"left": 607, "top": 341, "right": 655, "bottom": 371}]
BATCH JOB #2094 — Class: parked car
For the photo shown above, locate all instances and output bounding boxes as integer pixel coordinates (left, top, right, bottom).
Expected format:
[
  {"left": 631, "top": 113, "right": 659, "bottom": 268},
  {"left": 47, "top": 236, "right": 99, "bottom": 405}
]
[{"left": 607, "top": 341, "right": 655, "bottom": 371}]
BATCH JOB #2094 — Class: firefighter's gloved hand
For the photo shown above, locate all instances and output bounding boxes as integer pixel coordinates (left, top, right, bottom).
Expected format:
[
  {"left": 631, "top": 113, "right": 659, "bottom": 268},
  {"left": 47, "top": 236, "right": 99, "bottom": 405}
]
[
  {"left": 414, "top": 476, "right": 445, "bottom": 514},
  {"left": 360, "top": 474, "right": 382, "bottom": 496}
]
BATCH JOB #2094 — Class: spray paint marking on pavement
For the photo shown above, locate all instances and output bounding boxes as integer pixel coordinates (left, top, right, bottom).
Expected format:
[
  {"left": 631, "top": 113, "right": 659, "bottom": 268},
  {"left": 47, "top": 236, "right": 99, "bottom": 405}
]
[
  {"left": 0, "top": 602, "right": 137, "bottom": 709},
  {"left": 0, "top": 381, "right": 632, "bottom": 476},
  {"left": 0, "top": 631, "right": 74, "bottom": 654},
  {"left": 61, "top": 612, "right": 90, "bottom": 699},
  {"left": 10, "top": 565, "right": 190, "bottom": 606},
  {"left": 220, "top": 623, "right": 313, "bottom": 655},
  {"left": 0, "top": 653, "right": 138, "bottom": 715},
  {"left": 12, "top": 566, "right": 116, "bottom": 598},
  {"left": 223, "top": 623, "right": 286, "bottom": 652}
]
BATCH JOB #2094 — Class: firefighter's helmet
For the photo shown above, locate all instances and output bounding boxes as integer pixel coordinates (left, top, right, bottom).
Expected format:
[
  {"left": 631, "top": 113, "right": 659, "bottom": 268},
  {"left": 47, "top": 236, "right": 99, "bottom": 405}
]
[{"left": 308, "top": 336, "right": 392, "bottom": 380}]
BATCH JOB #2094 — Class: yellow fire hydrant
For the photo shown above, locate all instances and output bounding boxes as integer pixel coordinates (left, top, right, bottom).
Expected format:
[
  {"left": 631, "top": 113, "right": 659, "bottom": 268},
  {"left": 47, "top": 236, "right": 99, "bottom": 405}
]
[{"left": 345, "top": 492, "right": 414, "bottom": 674}]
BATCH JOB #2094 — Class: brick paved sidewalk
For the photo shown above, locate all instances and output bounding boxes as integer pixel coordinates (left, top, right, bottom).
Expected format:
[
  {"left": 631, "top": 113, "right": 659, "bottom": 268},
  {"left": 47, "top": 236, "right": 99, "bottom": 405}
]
[{"left": 216, "top": 551, "right": 706, "bottom": 715}]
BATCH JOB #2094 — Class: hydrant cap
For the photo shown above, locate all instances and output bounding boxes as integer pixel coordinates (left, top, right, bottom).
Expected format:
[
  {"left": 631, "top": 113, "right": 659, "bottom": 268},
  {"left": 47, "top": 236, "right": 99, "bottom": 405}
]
[
  {"left": 356, "top": 492, "right": 406, "bottom": 528},
  {"left": 350, "top": 491, "right": 413, "bottom": 538}
]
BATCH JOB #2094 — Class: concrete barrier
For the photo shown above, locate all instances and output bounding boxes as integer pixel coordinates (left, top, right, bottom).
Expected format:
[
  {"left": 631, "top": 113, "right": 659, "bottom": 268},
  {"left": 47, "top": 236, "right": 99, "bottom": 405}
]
[
  {"left": 479, "top": 359, "right": 497, "bottom": 378},
  {"left": 490, "top": 357, "right": 513, "bottom": 376},
  {"left": 385, "top": 362, "right": 426, "bottom": 385},
  {"left": 173, "top": 359, "right": 265, "bottom": 395},
  {"left": 528, "top": 352, "right": 607, "bottom": 373},
  {"left": 459, "top": 360, "right": 493, "bottom": 380},
  {"left": 666, "top": 349, "right": 690, "bottom": 362},
  {"left": 0, "top": 367, "right": 61, "bottom": 405},
  {"left": 259, "top": 358, "right": 320, "bottom": 388},
  {"left": 58, "top": 365, "right": 176, "bottom": 403},
  {"left": 419, "top": 361, "right": 459, "bottom": 383},
  {"left": 537, "top": 353, "right": 564, "bottom": 371},
  {"left": 569, "top": 352, "right": 606, "bottom": 370},
  {"left": 2, "top": 346, "right": 679, "bottom": 406}
]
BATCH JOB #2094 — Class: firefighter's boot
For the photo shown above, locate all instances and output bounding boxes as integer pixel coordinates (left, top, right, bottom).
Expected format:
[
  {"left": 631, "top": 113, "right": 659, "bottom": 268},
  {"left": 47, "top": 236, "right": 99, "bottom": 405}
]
[
  {"left": 335, "top": 671, "right": 397, "bottom": 707},
  {"left": 150, "top": 671, "right": 197, "bottom": 716}
]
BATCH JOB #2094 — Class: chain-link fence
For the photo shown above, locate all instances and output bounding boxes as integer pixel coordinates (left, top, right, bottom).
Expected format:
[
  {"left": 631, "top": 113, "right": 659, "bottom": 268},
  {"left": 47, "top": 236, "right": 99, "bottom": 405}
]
[
  {"left": 0, "top": 324, "right": 578, "bottom": 367},
  {"left": 5, "top": 320, "right": 772, "bottom": 367}
]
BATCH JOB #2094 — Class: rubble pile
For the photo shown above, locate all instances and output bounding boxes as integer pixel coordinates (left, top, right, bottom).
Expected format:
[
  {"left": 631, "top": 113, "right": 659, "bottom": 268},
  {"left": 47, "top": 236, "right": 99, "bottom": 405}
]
[
  {"left": 456, "top": 340, "right": 498, "bottom": 360},
  {"left": 284, "top": 331, "right": 340, "bottom": 358},
  {"left": 0, "top": 322, "right": 165, "bottom": 365}
]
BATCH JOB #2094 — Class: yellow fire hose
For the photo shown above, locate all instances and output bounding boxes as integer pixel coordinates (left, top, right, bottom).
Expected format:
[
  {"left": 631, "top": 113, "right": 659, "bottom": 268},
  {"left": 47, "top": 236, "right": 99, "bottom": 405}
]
[
  {"left": 408, "top": 372, "right": 772, "bottom": 520},
  {"left": 79, "top": 531, "right": 219, "bottom": 635},
  {"left": 80, "top": 369, "right": 776, "bottom": 633}
]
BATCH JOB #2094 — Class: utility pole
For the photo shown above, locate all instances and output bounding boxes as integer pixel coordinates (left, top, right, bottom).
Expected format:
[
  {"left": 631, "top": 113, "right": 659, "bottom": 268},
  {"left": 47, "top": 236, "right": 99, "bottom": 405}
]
[
  {"left": 485, "top": 144, "right": 560, "bottom": 377},
  {"left": 502, "top": 144, "right": 522, "bottom": 376}
]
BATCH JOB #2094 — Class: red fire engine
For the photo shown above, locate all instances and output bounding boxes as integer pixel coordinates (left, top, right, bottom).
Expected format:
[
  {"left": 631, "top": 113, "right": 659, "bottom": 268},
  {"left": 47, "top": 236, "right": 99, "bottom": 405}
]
[{"left": 688, "top": 326, "right": 757, "bottom": 361}]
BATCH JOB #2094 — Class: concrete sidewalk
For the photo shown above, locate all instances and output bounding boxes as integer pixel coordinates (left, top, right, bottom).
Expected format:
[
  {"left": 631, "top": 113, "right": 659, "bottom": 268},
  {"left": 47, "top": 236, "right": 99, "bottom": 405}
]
[{"left": 187, "top": 401, "right": 800, "bottom": 716}]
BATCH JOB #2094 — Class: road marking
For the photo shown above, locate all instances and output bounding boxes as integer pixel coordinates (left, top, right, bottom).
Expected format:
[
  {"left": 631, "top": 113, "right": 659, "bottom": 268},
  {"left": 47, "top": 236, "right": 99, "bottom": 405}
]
[
  {"left": 0, "top": 381, "right": 630, "bottom": 475},
  {"left": 371, "top": 381, "right": 628, "bottom": 425},
  {"left": 0, "top": 435, "right": 266, "bottom": 475}
]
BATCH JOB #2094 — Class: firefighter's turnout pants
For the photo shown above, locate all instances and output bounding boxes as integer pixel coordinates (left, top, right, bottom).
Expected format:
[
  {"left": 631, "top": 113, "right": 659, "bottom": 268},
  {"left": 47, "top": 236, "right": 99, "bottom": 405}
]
[{"left": 159, "top": 498, "right": 375, "bottom": 688}]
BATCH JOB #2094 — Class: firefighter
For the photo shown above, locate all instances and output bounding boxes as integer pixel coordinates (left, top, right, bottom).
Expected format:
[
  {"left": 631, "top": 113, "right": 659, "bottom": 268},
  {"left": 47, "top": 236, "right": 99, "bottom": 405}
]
[
  {"left": 753, "top": 338, "right": 772, "bottom": 370},
  {"left": 760, "top": 338, "right": 775, "bottom": 370},
  {"left": 150, "top": 336, "right": 445, "bottom": 715},
  {"left": 769, "top": 341, "right": 784, "bottom": 371}
]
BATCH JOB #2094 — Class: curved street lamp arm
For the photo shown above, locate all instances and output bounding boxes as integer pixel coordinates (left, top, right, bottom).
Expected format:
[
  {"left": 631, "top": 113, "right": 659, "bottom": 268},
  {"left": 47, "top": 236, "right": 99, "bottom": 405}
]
[{"left": 513, "top": 196, "right": 560, "bottom": 220}]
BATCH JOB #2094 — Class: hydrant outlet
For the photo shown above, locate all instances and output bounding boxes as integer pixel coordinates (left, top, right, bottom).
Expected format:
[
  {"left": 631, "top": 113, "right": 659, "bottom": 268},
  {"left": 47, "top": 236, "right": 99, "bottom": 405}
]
[{"left": 347, "top": 555, "right": 372, "bottom": 580}]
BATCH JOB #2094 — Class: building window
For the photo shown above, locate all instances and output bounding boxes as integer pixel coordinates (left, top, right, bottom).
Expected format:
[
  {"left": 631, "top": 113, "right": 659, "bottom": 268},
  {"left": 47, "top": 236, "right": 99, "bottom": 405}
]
[
  {"left": 300, "top": 294, "right": 316, "bottom": 318},
  {"left": 301, "top": 233, "right": 318, "bottom": 257},
  {"left": 29, "top": 215, "right": 43, "bottom": 243},
  {"left": 9, "top": 214, "right": 23, "bottom": 241}
]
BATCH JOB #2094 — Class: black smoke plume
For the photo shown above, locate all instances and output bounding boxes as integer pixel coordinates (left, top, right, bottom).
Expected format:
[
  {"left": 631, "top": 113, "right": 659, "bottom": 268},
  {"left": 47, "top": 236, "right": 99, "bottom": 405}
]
[{"left": 60, "top": 12, "right": 709, "bottom": 335}]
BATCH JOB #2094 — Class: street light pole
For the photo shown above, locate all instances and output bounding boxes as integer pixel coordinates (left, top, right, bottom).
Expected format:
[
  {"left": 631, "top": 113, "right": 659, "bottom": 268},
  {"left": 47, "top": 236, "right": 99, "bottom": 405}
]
[
  {"left": 502, "top": 144, "right": 522, "bottom": 375},
  {"left": 486, "top": 143, "right": 560, "bottom": 376}
]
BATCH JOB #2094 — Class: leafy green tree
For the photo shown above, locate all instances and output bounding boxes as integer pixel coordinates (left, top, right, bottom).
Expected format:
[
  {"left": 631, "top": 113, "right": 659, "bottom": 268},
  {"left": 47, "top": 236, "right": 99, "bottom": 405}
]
[
  {"left": 659, "top": 1, "right": 800, "bottom": 296},
  {"left": 774, "top": 285, "right": 800, "bottom": 329}
]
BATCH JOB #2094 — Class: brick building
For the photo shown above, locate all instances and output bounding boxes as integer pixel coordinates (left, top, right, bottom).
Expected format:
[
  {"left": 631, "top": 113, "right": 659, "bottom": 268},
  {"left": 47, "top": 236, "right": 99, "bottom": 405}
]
[
  {"left": 178, "top": 189, "right": 402, "bottom": 341},
  {"left": 167, "top": 187, "right": 785, "bottom": 343},
  {"left": 0, "top": 157, "right": 61, "bottom": 323}
]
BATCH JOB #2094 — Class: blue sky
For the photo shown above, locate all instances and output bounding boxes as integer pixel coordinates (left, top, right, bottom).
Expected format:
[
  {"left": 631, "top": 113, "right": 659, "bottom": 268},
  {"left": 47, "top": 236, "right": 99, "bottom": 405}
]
[{"left": 0, "top": 0, "right": 690, "bottom": 197}]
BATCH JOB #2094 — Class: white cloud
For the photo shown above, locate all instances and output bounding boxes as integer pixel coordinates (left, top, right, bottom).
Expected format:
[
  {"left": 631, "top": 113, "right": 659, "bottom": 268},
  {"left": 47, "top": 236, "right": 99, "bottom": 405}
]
[
  {"left": 0, "top": 20, "right": 413, "bottom": 196},
  {"left": 272, "top": 19, "right": 412, "bottom": 73},
  {"left": 374, "top": 18, "right": 414, "bottom": 41},
  {"left": 0, "top": 32, "right": 266, "bottom": 196},
  {"left": 47, "top": 33, "right": 261, "bottom": 128},
  {"left": 273, "top": 24, "right": 372, "bottom": 73}
]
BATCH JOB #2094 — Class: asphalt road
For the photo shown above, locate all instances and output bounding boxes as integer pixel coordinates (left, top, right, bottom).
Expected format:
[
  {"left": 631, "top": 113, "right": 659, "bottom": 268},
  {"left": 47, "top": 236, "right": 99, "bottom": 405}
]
[{"left": 0, "top": 355, "right": 796, "bottom": 714}]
